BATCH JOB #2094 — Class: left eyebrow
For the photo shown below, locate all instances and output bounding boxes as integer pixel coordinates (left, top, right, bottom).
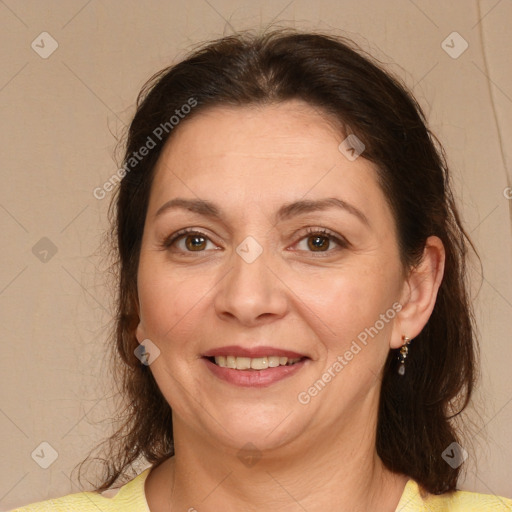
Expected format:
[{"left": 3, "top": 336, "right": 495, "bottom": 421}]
[{"left": 275, "top": 197, "right": 370, "bottom": 227}]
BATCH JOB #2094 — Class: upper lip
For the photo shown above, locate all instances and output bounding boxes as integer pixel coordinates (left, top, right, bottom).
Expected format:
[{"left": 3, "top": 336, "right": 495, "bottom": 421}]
[{"left": 202, "top": 345, "right": 308, "bottom": 359}]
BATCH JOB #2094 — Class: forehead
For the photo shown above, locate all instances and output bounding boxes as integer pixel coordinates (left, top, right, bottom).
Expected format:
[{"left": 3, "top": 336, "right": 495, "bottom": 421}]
[
  {"left": 157, "top": 100, "right": 343, "bottom": 163},
  {"left": 147, "top": 100, "right": 392, "bottom": 230}
]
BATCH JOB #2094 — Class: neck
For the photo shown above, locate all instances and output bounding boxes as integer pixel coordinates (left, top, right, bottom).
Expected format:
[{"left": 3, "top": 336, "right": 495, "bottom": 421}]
[{"left": 147, "top": 414, "right": 408, "bottom": 512}]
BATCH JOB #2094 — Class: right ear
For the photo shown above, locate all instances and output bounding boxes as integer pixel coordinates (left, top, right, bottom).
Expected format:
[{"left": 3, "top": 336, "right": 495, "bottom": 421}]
[
  {"left": 132, "top": 290, "right": 145, "bottom": 343},
  {"left": 135, "top": 320, "right": 146, "bottom": 343}
]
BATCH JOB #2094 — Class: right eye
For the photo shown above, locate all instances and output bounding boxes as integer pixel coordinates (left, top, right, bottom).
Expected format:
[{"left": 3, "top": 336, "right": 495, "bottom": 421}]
[{"left": 162, "top": 229, "right": 218, "bottom": 253}]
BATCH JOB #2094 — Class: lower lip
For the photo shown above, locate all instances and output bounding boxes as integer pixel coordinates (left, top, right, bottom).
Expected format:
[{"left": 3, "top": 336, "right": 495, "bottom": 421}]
[{"left": 203, "top": 357, "right": 308, "bottom": 387}]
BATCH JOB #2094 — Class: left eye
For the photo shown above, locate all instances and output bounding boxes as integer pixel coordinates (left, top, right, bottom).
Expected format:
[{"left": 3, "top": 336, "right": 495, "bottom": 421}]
[{"left": 294, "top": 229, "right": 346, "bottom": 253}]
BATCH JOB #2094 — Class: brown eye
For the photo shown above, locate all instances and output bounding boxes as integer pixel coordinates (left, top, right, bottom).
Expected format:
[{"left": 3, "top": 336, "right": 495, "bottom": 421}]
[
  {"left": 294, "top": 228, "right": 347, "bottom": 255},
  {"left": 184, "top": 233, "right": 208, "bottom": 251},
  {"left": 162, "top": 229, "right": 216, "bottom": 253},
  {"left": 307, "top": 234, "right": 331, "bottom": 252}
]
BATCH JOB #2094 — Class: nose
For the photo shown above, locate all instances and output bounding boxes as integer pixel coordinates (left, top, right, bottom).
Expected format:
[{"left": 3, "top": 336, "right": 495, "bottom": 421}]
[{"left": 213, "top": 239, "right": 288, "bottom": 326}]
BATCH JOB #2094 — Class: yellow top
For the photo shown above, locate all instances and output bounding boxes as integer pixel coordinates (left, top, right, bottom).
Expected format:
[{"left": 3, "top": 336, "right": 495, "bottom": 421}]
[{"left": 9, "top": 468, "right": 512, "bottom": 511}]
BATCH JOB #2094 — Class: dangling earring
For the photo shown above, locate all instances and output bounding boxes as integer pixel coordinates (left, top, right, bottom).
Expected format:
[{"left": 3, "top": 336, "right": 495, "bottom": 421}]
[{"left": 397, "top": 336, "right": 411, "bottom": 376}]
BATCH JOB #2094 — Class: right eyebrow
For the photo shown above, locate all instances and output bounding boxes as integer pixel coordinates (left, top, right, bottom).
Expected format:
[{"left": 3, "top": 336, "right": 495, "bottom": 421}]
[{"left": 155, "top": 198, "right": 221, "bottom": 219}]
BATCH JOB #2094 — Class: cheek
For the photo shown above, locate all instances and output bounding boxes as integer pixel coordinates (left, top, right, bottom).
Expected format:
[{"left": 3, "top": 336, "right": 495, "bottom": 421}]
[
  {"left": 136, "top": 259, "right": 218, "bottom": 352},
  {"left": 291, "top": 259, "right": 400, "bottom": 353},
  {"left": 137, "top": 263, "right": 185, "bottom": 340}
]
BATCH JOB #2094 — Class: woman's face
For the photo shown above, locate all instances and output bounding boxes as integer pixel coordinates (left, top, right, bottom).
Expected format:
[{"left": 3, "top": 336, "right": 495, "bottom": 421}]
[{"left": 136, "top": 100, "right": 406, "bottom": 454}]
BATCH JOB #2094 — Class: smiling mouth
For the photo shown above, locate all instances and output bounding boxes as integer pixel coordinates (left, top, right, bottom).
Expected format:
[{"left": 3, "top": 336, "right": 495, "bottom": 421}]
[{"left": 206, "top": 355, "right": 307, "bottom": 370}]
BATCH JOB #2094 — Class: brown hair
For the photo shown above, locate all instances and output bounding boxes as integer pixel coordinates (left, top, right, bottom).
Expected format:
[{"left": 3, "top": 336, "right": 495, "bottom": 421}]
[{"left": 77, "top": 27, "right": 478, "bottom": 496}]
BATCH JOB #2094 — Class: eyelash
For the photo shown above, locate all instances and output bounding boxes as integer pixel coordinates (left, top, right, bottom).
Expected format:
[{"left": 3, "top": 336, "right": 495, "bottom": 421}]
[{"left": 160, "top": 227, "right": 348, "bottom": 257}]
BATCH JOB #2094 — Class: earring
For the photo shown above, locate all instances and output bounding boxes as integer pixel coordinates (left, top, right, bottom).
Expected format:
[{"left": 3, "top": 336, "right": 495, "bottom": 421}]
[{"left": 397, "top": 336, "right": 411, "bottom": 376}]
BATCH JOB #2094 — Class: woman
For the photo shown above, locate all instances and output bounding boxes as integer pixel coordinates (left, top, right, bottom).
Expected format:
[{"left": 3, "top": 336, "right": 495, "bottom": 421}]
[{"left": 12, "top": 28, "right": 512, "bottom": 511}]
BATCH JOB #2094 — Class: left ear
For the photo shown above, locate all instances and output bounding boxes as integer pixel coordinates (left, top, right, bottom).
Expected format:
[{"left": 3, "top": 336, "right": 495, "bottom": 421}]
[{"left": 390, "top": 235, "right": 446, "bottom": 349}]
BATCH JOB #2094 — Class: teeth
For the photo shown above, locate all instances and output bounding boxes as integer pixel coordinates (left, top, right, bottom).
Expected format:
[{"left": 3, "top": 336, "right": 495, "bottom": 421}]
[
  {"left": 268, "top": 356, "right": 280, "bottom": 367},
  {"left": 251, "top": 357, "right": 268, "bottom": 370},
  {"left": 213, "top": 355, "right": 302, "bottom": 370},
  {"left": 236, "top": 357, "right": 251, "bottom": 370}
]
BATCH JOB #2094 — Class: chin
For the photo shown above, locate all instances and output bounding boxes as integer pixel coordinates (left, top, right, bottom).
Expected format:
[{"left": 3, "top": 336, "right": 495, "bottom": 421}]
[{"left": 206, "top": 407, "right": 304, "bottom": 453}]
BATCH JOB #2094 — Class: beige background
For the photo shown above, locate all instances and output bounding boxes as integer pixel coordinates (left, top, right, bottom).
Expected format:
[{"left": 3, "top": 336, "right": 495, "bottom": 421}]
[{"left": 1, "top": 0, "right": 511, "bottom": 509}]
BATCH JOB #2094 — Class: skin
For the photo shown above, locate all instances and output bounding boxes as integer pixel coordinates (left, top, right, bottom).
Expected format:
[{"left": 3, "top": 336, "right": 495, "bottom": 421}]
[{"left": 135, "top": 99, "right": 445, "bottom": 511}]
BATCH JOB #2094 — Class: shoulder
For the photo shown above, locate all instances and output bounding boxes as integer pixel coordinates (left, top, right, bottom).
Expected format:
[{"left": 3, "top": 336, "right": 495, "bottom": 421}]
[
  {"left": 8, "top": 468, "right": 151, "bottom": 512},
  {"left": 397, "top": 479, "right": 512, "bottom": 511},
  {"left": 8, "top": 492, "right": 115, "bottom": 512},
  {"left": 428, "top": 488, "right": 512, "bottom": 511}
]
